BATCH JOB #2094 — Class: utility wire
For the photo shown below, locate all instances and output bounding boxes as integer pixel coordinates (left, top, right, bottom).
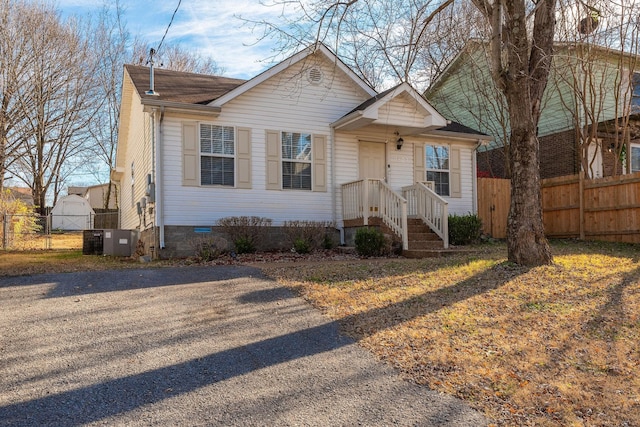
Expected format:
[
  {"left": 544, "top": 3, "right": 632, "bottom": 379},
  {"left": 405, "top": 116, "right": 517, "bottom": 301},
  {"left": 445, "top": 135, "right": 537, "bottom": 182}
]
[{"left": 156, "top": 0, "right": 182, "bottom": 55}]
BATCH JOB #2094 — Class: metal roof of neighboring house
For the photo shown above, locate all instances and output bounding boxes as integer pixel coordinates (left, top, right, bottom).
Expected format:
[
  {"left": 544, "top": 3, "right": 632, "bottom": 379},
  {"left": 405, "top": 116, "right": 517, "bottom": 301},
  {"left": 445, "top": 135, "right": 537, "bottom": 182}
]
[{"left": 124, "top": 64, "right": 247, "bottom": 105}]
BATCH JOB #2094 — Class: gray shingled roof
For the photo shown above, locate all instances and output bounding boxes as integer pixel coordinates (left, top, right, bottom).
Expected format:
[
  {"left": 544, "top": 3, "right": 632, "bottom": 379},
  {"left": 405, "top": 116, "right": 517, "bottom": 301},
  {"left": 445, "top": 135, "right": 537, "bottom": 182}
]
[
  {"left": 436, "top": 121, "right": 487, "bottom": 136},
  {"left": 124, "top": 64, "right": 246, "bottom": 105}
]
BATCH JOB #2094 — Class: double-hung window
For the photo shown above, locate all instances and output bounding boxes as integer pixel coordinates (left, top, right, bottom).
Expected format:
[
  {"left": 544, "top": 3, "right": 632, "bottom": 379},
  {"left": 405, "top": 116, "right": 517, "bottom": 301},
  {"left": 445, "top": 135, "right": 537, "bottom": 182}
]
[
  {"left": 426, "top": 145, "right": 450, "bottom": 196},
  {"left": 281, "top": 132, "right": 312, "bottom": 190},
  {"left": 200, "top": 124, "right": 234, "bottom": 186},
  {"left": 632, "top": 72, "right": 640, "bottom": 114},
  {"left": 631, "top": 144, "right": 640, "bottom": 173}
]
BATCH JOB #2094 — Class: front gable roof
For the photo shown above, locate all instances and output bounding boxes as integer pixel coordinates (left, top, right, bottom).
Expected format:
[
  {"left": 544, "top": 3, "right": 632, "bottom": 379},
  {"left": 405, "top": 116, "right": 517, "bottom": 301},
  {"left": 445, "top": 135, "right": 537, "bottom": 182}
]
[
  {"left": 210, "top": 43, "right": 377, "bottom": 107},
  {"left": 332, "top": 82, "right": 448, "bottom": 134}
]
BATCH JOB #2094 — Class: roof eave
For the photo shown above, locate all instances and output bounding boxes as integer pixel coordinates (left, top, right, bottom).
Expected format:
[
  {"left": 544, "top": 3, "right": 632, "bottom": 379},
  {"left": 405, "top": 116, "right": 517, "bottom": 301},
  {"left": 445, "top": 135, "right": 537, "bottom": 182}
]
[
  {"left": 141, "top": 98, "right": 222, "bottom": 117},
  {"left": 424, "top": 129, "right": 494, "bottom": 142}
]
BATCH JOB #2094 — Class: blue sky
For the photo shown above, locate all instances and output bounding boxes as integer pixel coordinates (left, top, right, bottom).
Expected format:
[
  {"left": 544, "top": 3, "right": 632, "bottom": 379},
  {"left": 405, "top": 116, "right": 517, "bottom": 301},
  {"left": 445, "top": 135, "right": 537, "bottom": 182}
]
[{"left": 56, "top": 0, "right": 298, "bottom": 79}]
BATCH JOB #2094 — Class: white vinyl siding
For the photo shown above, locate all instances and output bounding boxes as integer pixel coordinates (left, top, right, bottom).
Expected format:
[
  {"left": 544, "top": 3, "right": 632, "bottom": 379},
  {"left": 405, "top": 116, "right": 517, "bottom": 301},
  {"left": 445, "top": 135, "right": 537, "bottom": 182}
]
[{"left": 161, "top": 53, "right": 366, "bottom": 226}]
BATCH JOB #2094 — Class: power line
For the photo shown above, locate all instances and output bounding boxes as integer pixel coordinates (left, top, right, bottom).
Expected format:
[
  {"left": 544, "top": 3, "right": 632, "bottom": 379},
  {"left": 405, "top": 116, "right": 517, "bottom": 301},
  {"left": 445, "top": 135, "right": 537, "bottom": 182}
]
[{"left": 156, "top": 0, "right": 182, "bottom": 55}]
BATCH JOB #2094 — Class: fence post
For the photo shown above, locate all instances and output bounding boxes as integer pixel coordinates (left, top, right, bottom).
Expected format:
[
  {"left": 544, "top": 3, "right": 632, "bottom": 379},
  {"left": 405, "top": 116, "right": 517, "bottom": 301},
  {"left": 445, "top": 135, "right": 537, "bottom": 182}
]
[
  {"left": 579, "top": 171, "right": 585, "bottom": 240},
  {"left": 1, "top": 213, "right": 5, "bottom": 250}
]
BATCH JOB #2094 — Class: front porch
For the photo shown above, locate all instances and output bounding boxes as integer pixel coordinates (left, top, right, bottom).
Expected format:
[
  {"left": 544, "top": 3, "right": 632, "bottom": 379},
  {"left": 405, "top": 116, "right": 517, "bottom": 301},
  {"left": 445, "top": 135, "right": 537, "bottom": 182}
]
[{"left": 341, "top": 179, "right": 449, "bottom": 257}]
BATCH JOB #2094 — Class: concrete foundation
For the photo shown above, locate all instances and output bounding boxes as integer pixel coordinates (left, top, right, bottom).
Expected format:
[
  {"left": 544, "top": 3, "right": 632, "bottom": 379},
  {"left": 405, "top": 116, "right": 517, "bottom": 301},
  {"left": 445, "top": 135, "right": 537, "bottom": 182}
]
[{"left": 140, "top": 225, "right": 340, "bottom": 259}]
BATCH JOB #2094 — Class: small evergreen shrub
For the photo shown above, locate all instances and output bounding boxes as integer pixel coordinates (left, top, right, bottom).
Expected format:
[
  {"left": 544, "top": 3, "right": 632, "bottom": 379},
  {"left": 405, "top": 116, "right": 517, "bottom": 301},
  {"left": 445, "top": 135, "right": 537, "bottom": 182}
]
[
  {"left": 448, "top": 213, "right": 482, "bottom": 245},
  {"left": 322, "top": 233, "right": 336, "bottom": 250},
  {"left": 217, "top": 216, "right": 272, "bottom": 254},
  {"left": 293, "top": 237, "right": 311, "bottom": 254},
  {"left": 283, "top": 220, "right": 335, "bottom": 253},
  {"left": 233, "top": 236, "right": 256, "bottom": 254},
  {"left": 354, "top": 227, "right": 386, "bottom": 256}
]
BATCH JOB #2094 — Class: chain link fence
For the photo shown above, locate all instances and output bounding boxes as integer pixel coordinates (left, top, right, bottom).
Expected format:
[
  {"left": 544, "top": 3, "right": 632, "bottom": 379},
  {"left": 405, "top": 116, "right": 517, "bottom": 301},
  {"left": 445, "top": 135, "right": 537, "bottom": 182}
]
[{"left": 1, "top": 211, "right": 119, "bottom": 250}]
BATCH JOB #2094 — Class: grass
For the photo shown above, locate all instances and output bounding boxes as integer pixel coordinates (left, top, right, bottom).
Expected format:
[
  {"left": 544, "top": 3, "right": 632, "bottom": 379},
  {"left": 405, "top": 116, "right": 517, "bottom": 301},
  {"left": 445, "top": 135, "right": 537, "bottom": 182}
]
[
  {"left": 2, "top": 235, "right": 639, "bottom": 425},
  {"left": 260, "top": 240, "right": 640, "bottom": 426},
  {"left": 0, "top": 232, "right": 145, "bottom": 276}
]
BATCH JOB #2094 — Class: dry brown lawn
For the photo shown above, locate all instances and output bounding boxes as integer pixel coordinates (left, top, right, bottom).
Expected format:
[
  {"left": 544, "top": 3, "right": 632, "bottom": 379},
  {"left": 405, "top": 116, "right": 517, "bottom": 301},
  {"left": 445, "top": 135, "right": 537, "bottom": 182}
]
[
  {"left": 260, "top": 240, "right": 640, "bottom": 426},
  {"left": 2, "top": 236, "right": 639, "bottom": 425},
  {"left": 0, "top": 232, "right": 144, "bottom": 276}
]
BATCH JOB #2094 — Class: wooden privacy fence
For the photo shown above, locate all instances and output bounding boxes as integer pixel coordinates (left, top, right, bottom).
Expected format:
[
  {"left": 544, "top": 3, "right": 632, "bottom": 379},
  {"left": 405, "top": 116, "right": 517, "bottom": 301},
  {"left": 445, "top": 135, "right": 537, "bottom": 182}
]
[{"left": 478, "top": 172, "right": 640, "bottom": 243}]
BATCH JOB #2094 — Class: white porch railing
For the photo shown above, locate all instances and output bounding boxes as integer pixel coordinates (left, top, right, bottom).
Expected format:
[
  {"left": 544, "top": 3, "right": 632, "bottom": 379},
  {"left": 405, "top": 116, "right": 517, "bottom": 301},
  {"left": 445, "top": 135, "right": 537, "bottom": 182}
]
[
  {"left": 342, "top": 179, "right": 408, "bottom": 250},
  {"left": 402, "top": 181, "right": 449, "bottom": 248}
]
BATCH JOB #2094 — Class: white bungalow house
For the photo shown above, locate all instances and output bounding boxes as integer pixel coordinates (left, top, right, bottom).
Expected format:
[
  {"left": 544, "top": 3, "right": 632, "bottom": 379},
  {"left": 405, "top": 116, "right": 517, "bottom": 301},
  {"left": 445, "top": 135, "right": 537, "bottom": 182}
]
[{"left": 113, "top": 44, "right": 491, "bottom": 258}]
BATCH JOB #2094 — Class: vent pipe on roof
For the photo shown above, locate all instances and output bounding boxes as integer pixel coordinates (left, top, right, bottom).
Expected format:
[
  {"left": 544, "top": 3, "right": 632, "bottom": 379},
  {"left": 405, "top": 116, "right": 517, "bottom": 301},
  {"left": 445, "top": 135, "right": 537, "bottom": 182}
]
[{"left": 146, "top": 48, "right": 159, "bottom": 96}]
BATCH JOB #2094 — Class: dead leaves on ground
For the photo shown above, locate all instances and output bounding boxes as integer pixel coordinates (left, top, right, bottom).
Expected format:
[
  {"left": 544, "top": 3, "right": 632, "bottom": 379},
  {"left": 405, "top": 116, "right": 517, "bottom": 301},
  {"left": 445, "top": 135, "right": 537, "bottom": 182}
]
[{"left": 261, "top": 241, "right": 640, "bottom": 426}]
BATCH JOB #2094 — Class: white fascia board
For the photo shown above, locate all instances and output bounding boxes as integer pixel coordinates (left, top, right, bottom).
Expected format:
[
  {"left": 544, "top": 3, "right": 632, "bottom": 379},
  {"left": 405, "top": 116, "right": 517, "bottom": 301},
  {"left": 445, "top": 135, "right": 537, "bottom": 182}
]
[{"left": 141, "top": 99, "right": 221, "bottom": 117}]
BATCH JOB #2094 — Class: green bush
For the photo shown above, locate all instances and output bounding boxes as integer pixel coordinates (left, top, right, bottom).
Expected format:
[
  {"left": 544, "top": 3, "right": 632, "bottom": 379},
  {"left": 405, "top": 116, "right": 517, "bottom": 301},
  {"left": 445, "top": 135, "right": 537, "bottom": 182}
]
[
  {"left": 283, "top": 220, "right": 335, "bottom": 253},
  {"left": 234, "top": 236, "right": 256, "bottom": 254},
  {"left": 217, "top": 216, "right": 272, "bottom": 254},
  {"left": 354, "top": 227, "right": 386, "bottom": 256},
  {"left": 293, "top": 237, "right": 311, "bottom": 254},
  {"left": 448, "top": 213, "right": 482, "bottom": 245},
  {"left": 322, "top": 233, "right": 336, "bottom": 250}
]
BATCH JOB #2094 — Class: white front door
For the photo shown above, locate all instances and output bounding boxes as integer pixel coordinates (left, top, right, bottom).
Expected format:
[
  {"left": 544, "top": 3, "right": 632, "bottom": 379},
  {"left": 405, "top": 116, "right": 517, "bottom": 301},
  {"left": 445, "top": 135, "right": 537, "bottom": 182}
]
[
  {"left": 358, "top": 142, "right": 386, "bottom": 215},
  {"left": 358, "top": 142, "right": 386, "bottom": 180}
]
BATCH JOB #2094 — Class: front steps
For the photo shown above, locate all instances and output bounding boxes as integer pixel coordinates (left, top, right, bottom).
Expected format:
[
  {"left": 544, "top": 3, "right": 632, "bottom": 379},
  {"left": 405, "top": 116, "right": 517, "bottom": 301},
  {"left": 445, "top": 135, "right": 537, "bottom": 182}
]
[
  {"left": 402, "top": 218, "right": 448, "bottom": 258},
  {"left": 345, "top": 217, "right": 457, "bottom": 258}
]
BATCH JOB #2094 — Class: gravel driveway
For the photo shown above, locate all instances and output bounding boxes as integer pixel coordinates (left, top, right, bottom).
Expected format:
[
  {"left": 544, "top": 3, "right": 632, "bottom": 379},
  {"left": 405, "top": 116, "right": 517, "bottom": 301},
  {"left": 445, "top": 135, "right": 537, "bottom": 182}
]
[{"left": 0, "top": 265, "right": 487, "bottom": 426}]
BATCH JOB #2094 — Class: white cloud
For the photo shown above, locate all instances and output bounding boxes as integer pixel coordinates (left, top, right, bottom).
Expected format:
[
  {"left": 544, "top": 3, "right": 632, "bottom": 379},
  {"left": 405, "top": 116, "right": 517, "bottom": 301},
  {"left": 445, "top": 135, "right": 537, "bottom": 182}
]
[{"left": 56, "top": 0, "right": 302, "bottom": 78}]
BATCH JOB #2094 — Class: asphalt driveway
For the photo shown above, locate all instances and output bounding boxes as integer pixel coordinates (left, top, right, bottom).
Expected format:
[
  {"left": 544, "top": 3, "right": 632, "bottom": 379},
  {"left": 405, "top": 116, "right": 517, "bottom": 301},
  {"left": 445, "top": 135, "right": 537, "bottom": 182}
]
[{"left": 0, "top": 265, "right": 487, "bottom": 426}]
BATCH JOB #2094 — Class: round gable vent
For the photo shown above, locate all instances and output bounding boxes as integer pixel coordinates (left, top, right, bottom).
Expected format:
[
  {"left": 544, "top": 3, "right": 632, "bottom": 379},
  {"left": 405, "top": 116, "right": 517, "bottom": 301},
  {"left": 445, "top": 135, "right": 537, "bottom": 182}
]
[{"left": 307, "top": 67, "right": 323, "bottom": 85}]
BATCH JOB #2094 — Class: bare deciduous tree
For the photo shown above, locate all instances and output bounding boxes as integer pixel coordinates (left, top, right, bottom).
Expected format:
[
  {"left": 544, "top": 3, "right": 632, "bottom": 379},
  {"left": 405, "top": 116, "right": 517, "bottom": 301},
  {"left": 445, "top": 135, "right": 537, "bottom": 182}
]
[
  {"left": 0, "top": 0, "right": 34, "bottom": 191},
  {"left": 8, "top": 2, "right": 101, "bottom": 214}
]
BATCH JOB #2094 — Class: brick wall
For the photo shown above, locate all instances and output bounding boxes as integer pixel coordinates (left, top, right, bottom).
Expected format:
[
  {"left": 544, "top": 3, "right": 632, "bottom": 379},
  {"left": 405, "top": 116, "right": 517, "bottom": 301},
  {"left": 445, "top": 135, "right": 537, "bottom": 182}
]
[
  {"left": 538, "top": 129, "right": 578, "bottom": 179},
  {"left": 477, "top": 129, "right": 578, "bottom": 179}
]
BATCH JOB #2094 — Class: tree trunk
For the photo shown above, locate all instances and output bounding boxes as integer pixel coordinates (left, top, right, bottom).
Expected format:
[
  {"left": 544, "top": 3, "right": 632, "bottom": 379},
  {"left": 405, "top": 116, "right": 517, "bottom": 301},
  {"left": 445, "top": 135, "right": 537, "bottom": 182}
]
[{"left": 506, "top": 86, "right": 552, "bottom": 266}]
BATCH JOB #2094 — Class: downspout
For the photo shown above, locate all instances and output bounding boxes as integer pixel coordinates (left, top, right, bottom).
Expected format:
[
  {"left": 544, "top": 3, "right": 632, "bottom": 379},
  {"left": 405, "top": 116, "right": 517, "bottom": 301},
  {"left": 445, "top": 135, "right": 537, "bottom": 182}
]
[
  {"left": 157, "top": 106, "right": 165, "bottom": 249},
  {"left": 150, "top": 109, "right": 157, "bottom": 257},
  {"left": 472, "top": 139, "right": 481, "bottom": 214},
  {"left": 330, "top": 126, "right": 342, "bottom": 244}
]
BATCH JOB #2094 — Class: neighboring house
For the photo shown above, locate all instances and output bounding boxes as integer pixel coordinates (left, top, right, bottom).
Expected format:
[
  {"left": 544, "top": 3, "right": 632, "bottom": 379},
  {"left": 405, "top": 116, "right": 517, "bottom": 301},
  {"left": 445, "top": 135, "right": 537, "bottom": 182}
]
[
  {"left": 3, "top": 187, "right": 35, "bottom": 206},
  {"left": 425, "top": 41, "right": 640, "bottom": 180},
  {"left": 113, "top": 44, "right": 491, "bottom": 258},
  {"left": 68, "top": 184, "right": 118, "bottom": 210}
]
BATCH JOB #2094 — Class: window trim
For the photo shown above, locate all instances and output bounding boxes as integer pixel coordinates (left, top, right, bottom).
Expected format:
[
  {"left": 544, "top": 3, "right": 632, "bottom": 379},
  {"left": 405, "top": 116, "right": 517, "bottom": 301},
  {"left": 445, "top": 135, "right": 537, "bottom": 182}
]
[
  {"left": 425, "top": 144, "right": 451, "bottom": 197},
  {"left": 199, "top": 123, "right": 236, "bottom": 187},
  {"left": 631, "top": 143, "right": 640, "bottom": 174},
  {"left": 632, "top": 72, "right": 640, "bottom": 113},
  {"left": 281, "top": 131, "right": 313, "bottom": 191}
]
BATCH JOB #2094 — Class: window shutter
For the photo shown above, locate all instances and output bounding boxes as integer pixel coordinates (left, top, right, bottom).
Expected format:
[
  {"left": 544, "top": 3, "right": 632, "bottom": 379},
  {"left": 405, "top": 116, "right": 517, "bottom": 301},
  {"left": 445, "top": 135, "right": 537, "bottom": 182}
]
[
  {"left": 265, "top": 130, "right": 281, "bottom": 190},
  {"left": 182, "top": 122, "right": 199, "bottom": 187},
  {"left": 312, "top": 134, "right": 327, "bottom": 192},
  {"left": 413, "top": 143, "right": 425, "bottom": 183},
  {"left": 450, "top": 146, "right": 462, "bottom": 198},
  {"left": 236, "top": 127, "right": 252, "bottom": 189}
]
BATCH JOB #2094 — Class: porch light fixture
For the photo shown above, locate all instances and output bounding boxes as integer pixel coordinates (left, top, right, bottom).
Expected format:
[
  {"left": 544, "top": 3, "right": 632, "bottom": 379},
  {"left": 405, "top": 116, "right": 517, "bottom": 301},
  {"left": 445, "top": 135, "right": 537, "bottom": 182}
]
[{"left": 394, "top": 131, "right": 404, "bottom": 150}]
